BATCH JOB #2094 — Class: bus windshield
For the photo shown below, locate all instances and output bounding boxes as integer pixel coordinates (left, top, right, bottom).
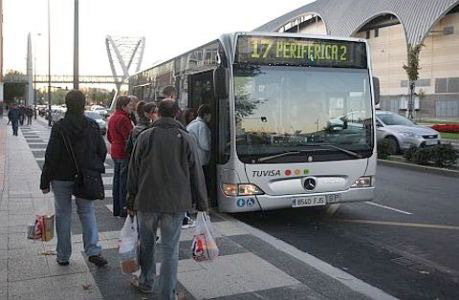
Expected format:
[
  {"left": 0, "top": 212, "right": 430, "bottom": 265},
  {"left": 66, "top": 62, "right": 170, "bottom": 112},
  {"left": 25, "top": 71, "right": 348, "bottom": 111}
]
[{"left": 234, "top": 65, "right": 373, "bottom": 163}]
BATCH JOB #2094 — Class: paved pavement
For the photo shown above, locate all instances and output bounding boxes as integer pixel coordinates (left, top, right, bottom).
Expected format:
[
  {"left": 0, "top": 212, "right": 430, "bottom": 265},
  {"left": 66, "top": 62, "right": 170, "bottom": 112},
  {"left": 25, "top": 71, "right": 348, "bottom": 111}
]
[{"left": 0, "top": 118, "right": 397, "bottom": 300}]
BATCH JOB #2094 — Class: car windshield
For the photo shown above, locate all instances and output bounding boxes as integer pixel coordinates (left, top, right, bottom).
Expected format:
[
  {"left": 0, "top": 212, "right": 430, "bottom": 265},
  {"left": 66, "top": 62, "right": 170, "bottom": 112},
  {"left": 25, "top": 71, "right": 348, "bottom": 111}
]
[
  {"left": 234, "top": 65, "right": 373, "bottom": 163},
  {"left": 85, "top": 112, "right": 102, "bottom": 120},
  {"left": 377, "top": 113, "right": 414, "bottom": 126}
]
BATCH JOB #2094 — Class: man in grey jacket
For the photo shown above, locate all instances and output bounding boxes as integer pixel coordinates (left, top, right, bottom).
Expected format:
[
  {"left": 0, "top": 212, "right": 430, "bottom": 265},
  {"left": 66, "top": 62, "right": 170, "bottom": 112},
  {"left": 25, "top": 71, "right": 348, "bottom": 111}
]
[{"left": 127, "top": 99, "right": 208, "bottom": 299}]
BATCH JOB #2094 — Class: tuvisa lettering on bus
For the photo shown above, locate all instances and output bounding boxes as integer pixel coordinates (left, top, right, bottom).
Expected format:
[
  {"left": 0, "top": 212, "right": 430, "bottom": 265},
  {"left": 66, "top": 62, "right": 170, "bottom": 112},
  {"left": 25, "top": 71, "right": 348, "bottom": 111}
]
[{"left": 252, "top": 170, "right": 281, "bottom": 177}]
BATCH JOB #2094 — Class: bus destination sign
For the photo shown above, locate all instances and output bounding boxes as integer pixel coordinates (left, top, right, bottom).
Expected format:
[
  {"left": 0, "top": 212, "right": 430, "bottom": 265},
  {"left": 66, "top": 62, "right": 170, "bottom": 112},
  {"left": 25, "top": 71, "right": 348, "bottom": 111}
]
[{"left": 236, "top": 36, "right": 367, "bottom": 68}]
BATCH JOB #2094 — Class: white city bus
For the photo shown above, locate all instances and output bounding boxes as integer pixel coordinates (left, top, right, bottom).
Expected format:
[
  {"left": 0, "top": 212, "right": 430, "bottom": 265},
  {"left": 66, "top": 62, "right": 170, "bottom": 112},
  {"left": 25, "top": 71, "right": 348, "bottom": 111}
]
[{"left": 129, "top": 32, "right": 379, "bottom": 212}]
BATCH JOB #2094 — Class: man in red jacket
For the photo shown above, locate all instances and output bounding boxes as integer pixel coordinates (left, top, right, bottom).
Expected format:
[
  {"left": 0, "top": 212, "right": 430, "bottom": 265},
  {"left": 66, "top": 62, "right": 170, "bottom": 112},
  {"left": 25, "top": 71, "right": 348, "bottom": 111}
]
[{"left": 107, "top": 96, "right": 134, "bottom": 217}]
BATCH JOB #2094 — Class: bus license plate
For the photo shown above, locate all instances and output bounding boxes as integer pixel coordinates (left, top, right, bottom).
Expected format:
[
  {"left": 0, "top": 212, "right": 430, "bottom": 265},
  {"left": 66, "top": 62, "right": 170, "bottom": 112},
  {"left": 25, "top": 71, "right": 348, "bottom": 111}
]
[
  {"left": 292, "top": 196, "right": 326, "bottom": 208},
  {"left": 326, "top": 194, "right": 341, "bottom": 204}
]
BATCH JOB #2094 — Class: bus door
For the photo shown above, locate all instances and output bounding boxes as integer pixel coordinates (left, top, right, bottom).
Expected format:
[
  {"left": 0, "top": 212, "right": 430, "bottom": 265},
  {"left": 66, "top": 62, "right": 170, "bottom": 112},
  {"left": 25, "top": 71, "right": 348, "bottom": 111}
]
[{"left": 188, "top": 71, "right": 218, "bottom": 206}]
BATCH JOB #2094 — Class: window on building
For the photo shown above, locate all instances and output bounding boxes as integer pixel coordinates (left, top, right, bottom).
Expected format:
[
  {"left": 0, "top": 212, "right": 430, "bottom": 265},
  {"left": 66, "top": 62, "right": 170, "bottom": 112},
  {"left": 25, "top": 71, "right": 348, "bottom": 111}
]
[
  {"left": 436, "top": 100, "right": 459, "bottom": 118},
  {"left": 366, "top": 31, "right": 370, "bottom": 39},
  {"left": 374, "top": 28, "right": 379, "bottom": 38},
  {"left": 449, "top": 78, "right": 459, "bottom": 93},
  {"left": 435, "top": 78, "right": 448, "bottom": 93}
]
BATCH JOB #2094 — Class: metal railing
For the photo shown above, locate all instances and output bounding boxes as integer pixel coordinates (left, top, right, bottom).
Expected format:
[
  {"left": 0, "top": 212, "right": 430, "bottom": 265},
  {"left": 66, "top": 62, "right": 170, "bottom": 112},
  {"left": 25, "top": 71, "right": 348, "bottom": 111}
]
[{"left": 4, "top": 74, "right": 125, "bottom": 84}]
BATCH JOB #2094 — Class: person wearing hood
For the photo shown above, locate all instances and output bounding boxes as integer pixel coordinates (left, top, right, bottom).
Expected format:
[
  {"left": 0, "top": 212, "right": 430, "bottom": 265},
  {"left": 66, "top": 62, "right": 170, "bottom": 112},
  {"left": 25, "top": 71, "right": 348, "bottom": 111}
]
[{"left": 40, "top": 90, "right": 108, "bottom": 267}]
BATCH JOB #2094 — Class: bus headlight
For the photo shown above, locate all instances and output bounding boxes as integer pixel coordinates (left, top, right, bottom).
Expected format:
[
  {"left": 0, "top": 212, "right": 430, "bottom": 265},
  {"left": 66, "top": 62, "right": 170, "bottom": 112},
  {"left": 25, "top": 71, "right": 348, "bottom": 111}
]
[
  {"left": 222, "top": 183, "right": 264, "bottom": 196},
  {"left": 351, "top": 176, "right": 373, "bottom": 188}
]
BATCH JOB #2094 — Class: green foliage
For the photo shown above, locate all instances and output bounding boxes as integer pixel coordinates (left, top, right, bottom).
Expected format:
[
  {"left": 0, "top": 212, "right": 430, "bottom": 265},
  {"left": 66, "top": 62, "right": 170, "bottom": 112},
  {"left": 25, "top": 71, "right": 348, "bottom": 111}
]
[
  {"left": 404, "top": 144, "right": 458, "bottom": 168},
  {"left": 403, "top": 146, "right": 418, "bottom": 161},
  {"left": 403, "top": 44, "right": 423, "bottom": 82},
  {"left": 4, "top": 70, "right": 26, "bottom": 105},
  {"left": 377, "top": 139, "right": 392, "bottom": 159},
  {"left": 430, "top": 144, "right": 458, "bottom": 167},
  {"left": 412, "top": 147, "right": 432, "bottom": 165}
]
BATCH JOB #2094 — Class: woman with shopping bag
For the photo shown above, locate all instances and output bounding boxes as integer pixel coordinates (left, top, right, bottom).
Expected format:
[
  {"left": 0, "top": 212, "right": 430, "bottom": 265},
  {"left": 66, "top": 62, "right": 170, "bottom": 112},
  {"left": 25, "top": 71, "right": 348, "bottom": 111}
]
[{"left": 40, "top": 90, "right": 108, "bottom": 267}]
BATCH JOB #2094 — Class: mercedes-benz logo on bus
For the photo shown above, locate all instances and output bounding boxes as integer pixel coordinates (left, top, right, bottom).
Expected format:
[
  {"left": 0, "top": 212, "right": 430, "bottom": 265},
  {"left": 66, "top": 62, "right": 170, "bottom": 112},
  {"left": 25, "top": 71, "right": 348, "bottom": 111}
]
[{"left": 304, "top": 177, "right": 317, "bottom": 191}]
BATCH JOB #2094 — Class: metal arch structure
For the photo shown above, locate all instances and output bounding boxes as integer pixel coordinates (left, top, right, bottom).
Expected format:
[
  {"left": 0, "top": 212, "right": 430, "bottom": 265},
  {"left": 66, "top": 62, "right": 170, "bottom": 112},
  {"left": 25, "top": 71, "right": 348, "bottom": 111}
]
[
  {"left": 105, "top": 35, "right": 145, "bottom": 92},
  {"left": 254, "top": 0, "right": 459, "bottom": 46}
]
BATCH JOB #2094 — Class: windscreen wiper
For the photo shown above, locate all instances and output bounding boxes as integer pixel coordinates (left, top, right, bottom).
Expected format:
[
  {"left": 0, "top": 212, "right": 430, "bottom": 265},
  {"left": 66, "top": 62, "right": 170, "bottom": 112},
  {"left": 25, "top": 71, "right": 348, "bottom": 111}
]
[
  {"left": 257, "top": 144, "right": 364, "bottom": 163},
  {"left": 258, "top": 151, "right": 305, "bottom": 162},
  {"left": 320, "top": 144, "right": 363, "bottom": 159}
]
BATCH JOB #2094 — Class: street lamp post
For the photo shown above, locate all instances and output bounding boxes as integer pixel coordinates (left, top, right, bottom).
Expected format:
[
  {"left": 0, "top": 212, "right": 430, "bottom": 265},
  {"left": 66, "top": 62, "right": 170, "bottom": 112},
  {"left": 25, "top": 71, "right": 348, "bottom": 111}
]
[
  {"left": 47, "top": 0, "right": 52, "bottom": 126},
  {"left": 73, "top": 0, "right": 79, "bottom": 90}
]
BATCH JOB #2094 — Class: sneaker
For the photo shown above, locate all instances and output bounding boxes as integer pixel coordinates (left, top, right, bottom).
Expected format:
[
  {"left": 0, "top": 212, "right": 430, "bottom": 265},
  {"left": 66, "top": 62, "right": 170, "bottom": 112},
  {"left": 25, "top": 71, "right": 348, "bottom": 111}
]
[
  {"left": 88, "top": 255, "right": 108, "bottom": 267},
  {"left": 56, "top": 259, "right": 69, "bottom": 266},
  {"left": 181, "top": 216, "right": 195, "bottom": 229},
  {"left": 130, "top": 275, "right": 152, "bottom": 294}
]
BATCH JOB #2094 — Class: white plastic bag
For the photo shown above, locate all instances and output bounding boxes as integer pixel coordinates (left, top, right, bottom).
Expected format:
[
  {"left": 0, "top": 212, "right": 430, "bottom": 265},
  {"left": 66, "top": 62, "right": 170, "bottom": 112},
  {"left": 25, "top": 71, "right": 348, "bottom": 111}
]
[
  {"left": 191, "top": 212, "right": 219, "bottom": 262},
  {"left": 118, "top": 216, "right": 139, "bottom": 274}
]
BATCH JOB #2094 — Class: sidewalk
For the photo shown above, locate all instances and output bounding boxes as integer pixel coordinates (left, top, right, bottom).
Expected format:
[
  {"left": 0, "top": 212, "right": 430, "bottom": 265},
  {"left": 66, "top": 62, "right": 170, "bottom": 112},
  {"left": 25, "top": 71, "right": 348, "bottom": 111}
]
[{"left": 0, "top": 119, "right": 396, "bottom": 300}]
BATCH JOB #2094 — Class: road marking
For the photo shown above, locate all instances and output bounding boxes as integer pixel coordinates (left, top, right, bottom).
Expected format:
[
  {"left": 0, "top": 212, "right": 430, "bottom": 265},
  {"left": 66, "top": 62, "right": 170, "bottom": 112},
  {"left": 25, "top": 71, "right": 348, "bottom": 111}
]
[
  {"left": 220, "top": 213, "right": 398, "bottom": 300},
  {"left": 105, "top": 204, "right": 113, "bottom": 213},
  {"left": 335, "top": 219, "right": 459, "bottom": 231},
  {"left": 365, "top": 201, "right": 413, "bottom": 215}
]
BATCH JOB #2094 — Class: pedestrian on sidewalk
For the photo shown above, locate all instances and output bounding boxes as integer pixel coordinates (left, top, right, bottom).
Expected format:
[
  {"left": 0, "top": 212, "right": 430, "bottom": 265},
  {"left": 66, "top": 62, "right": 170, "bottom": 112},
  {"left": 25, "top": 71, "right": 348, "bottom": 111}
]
[
  {"left": 127, "top": 99, "right": 208, "bottom": 298},
  {"left": 7, "top": 103, "right": 20, "bottom": 136},
  {"left": 26, "top": 106, "right": 33, "bottom": 125},
  {"left": 125, "top": 101, "right": 157, "bottom": 156},
  {"left": 19, "top": 105, "right": 26, "bottom": 126},
  {"left": 107, "top": 95, "right": 134, "bottom": 217},
  {"left": 40, "top": 90, "right": 108, "bottom": 267},
  {"left": 128, "top": 95, "right": 140, "bottom": 126},
  {"left": 162, "top": 85, "right": 177, "bottom": 101}
]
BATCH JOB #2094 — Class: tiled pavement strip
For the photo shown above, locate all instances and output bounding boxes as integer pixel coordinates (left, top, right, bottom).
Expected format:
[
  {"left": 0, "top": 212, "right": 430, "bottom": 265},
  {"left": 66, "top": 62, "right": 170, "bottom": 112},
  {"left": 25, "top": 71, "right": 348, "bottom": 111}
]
[{"left": 0, "top": 117, "right": 397, "bottom": 300}]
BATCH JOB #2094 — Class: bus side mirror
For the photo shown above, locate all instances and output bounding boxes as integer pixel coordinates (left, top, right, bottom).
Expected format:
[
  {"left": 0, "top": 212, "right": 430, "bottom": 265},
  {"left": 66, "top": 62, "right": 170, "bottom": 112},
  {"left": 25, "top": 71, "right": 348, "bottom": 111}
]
[
  {"left": 373, "top": 77, "right": 380, "bottom": 105},
  {"left": 213, "top": 67, "right": 228, "bottom": 99}
]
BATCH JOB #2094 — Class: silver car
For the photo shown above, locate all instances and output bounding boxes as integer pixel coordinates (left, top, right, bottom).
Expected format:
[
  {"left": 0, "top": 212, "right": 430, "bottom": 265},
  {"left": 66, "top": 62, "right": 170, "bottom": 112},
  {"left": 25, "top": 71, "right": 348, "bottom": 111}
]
[
  {"left": 84, "top": 111, "right": 107, "bottom": 135},
  {"left": 376, "top": 111, "right": 440, "bottom": 154}
]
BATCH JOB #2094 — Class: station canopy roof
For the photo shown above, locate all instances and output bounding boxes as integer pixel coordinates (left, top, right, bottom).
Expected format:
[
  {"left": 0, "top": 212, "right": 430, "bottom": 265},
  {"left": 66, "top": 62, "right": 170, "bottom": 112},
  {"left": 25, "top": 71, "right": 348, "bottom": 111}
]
[{"left": 254, "top": 0, "right": 459, "bottom": 46}]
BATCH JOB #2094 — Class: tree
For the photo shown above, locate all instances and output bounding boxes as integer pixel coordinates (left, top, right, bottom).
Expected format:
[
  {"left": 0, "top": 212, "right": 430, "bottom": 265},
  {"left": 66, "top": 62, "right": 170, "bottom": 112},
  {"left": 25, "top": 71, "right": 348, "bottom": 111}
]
[
  {"left": 4, "top": 70, "right": 26, "bottom": 105},
  {"left": 403, "top": 44, "right": 423, "bottom": 120}
]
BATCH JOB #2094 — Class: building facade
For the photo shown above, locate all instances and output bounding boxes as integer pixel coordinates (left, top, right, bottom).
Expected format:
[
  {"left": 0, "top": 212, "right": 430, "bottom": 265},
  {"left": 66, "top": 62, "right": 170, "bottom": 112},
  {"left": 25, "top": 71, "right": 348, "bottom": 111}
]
[{"left": 256, "top": 0, "right": 459, "bottom": 120}]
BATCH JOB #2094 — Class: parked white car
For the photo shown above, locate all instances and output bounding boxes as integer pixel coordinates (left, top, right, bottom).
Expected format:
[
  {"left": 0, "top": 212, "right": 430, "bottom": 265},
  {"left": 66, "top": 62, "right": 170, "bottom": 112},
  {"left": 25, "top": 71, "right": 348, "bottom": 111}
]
[
  {"left": 51, "top": 107, "right": 66, "bottom": 125},
  {"left": 84, "top": 111, "right": 107, "bottom": 135},
  {"left": 376, "top": 111, "right": 440, "bottom": 154}
]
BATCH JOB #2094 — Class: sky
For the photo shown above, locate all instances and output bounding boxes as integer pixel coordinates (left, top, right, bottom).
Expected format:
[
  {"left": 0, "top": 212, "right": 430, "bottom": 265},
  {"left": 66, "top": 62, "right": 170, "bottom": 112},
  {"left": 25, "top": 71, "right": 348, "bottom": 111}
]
[{"left": 4, "top": 0, "right": 312, "bottom": 80}]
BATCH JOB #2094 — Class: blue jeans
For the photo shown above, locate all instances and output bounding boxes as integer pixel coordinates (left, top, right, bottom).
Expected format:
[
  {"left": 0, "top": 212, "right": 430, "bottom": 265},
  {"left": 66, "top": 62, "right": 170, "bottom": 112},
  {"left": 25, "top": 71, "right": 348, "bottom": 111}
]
[
  {"left": 52, "top": 181, "right": 102, "bottom": 262},
  {"left": 138, "top": 211, "right": 185, "bottom": 299},
  {"left": 11, "top": 121, "right": 18, "bottom": 135},
  {"left": 113, "top": 158, "right": 128, "bottom": 216}
]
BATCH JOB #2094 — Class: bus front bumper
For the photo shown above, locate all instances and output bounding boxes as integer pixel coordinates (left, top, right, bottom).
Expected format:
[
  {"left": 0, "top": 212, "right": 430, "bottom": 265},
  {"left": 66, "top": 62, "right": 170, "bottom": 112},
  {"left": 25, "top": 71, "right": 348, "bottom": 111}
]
[{"left": 218, "top": 187, "right": 374, "bottom": 213}]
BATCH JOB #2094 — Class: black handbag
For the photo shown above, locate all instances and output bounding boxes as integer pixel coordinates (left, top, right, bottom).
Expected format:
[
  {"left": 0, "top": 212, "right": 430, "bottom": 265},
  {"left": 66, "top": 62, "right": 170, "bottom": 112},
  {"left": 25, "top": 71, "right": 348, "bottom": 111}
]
[{"left": 59, "top": 125, "right": 105, "bottom": 200}]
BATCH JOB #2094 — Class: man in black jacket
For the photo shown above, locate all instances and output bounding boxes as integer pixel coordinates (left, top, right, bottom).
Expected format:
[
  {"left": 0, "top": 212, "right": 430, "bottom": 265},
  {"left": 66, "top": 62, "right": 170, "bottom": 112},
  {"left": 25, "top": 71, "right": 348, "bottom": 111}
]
[
  {"left": 40, "top": 90, "right": 108, "bottom": 267},
  {"left": 7, "top": 103, "right": 20, "bottom": 136},
  {"left": 127, "top": 99, "right": 208, "bottom": 298}
]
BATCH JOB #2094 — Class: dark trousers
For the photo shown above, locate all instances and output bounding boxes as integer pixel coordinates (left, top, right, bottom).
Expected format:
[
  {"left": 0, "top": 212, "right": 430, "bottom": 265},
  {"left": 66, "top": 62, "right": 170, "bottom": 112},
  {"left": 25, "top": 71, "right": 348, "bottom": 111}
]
[
  {"left": 112, "top": 158, "right": 128, "bottom": 216},
  {"left": 27, "top": 116, "right": 32, "bottom": 125},
  {"left": 11, "top": 121, "right": 19, "bottom": 136}
]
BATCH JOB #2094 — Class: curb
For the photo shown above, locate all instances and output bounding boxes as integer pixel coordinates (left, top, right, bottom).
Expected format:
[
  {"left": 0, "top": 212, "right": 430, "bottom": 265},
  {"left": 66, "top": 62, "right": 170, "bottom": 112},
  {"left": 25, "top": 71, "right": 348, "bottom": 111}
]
[{"left": 377, "top": 159, "right": 459, "bottom": 177}]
